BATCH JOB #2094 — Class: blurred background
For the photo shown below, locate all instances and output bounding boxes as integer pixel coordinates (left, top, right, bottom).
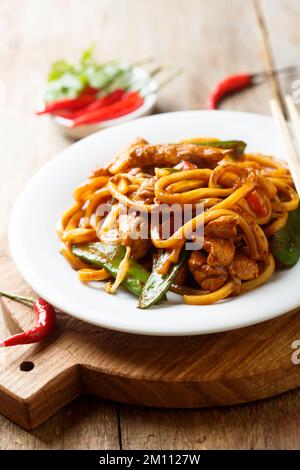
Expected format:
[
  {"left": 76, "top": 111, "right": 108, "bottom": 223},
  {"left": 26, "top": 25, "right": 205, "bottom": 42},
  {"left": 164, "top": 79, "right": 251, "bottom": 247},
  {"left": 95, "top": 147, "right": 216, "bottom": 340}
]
[{"left": 0, "top": 0, "right": 298, "bottom": 175}]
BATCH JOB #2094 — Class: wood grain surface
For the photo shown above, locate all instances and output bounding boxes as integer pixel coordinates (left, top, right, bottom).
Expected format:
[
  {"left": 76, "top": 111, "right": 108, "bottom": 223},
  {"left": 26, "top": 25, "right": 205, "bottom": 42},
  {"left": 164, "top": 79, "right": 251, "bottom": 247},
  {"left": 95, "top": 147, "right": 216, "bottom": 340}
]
[
  {"left": 0, "top": 0, "right": 300, "bottom": 450},
  {"left": 2, "top": 242, "right": 300, "bottom": 432}
]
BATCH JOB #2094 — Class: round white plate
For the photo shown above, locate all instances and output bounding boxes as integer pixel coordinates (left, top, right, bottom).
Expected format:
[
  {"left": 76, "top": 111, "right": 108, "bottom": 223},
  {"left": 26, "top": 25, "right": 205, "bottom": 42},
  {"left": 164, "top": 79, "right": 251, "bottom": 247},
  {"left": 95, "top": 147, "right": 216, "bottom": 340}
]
[{"left": 9, "top": 110, "right": 300, "bottom": 336}]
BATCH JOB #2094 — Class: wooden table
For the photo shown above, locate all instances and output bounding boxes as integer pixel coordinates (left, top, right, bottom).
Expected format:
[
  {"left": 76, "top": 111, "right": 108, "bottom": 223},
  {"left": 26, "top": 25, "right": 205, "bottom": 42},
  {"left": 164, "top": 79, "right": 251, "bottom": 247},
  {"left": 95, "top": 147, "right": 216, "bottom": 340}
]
[{"left": 0, "top": 0, "right": 300, "bottom": 450}]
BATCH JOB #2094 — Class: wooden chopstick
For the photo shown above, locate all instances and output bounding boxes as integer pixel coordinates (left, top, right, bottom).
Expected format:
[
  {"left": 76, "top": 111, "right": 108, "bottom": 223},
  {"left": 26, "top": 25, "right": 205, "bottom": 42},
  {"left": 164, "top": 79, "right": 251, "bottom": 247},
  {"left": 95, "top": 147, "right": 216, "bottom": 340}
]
[
  {"left": 286, "top": 94, "right": 300, "bottom": 145},
  {"left": 270, "top": 97, "right": 300, "bottom": 195}
]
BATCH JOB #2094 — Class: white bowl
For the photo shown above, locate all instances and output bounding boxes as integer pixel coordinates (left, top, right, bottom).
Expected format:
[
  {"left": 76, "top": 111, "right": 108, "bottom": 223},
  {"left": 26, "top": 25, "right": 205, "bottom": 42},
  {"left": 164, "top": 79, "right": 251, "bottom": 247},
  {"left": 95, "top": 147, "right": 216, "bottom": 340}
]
[{"left": 51, "top": 66, "right": 157, "bottom": 139}]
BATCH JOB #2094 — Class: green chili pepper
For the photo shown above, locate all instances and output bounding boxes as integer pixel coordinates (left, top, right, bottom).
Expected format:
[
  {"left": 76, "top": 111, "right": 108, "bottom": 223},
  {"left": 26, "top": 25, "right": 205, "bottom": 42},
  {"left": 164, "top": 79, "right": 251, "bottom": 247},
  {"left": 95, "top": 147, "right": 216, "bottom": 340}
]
[
  {"left": 192, "top": 140, "right": 247, "bottom": 158},
  {"left": 72, "top": 242, "right": 149, "bottom": 296},
  {"left": 271, "top": 204, "right": 300, "bottom": 267},
  {"left": 138, "top": 250, "right": 187, "bottom": 309}
]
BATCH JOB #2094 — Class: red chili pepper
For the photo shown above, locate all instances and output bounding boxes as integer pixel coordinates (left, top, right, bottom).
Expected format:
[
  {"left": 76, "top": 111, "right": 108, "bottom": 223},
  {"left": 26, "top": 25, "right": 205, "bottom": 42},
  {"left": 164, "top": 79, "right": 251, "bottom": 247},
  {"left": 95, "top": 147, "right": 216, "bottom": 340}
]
[
  {"left": 71, "top": 91, "right": 144, "bottom": 127},
  {"left": 82, "top": 86, "right": 99, "bottom": 96},
  {"left": 0, "top": 291, "right": 56, "bottom": 347},
  {"left": 36, "top": 94, "right": 97, "bottom": 115},
  {"left": 208, "top": 74, "right": 251, "bottom": 110},
  {"left": 246, "top": 190, "right": 267, "bottom": 218},
  {"left": 54, "top": 88, "right": 126, "bottom": 120},
  {"left": 81, "top": 88, "right": 126, "bottom": 112},
  {"left": 208, "top": 66, "right": 297, "bottom": 109}
]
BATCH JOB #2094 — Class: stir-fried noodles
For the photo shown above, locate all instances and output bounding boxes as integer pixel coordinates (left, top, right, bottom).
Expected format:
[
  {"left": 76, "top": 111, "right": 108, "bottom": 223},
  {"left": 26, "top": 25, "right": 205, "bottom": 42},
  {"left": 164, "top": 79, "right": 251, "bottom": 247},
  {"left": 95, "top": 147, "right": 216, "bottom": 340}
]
[{"left": 57, "top": 137, "right": 299, "bottom": 307}]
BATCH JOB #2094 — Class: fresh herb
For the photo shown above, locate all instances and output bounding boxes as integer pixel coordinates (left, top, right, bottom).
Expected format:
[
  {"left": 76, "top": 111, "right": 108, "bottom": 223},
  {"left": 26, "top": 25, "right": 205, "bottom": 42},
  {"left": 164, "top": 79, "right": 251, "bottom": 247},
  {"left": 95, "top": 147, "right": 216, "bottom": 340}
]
[{"left": 44, "top": 46, "right": 131, "bottom": 102}]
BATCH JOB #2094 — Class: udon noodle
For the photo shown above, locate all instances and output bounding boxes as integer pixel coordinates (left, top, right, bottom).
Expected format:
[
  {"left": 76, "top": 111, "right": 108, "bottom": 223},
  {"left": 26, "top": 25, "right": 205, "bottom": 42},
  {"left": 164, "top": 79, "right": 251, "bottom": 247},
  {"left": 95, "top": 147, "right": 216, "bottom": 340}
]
[{"left": 57, "top": 137, "right": 299, "bottom": 306}]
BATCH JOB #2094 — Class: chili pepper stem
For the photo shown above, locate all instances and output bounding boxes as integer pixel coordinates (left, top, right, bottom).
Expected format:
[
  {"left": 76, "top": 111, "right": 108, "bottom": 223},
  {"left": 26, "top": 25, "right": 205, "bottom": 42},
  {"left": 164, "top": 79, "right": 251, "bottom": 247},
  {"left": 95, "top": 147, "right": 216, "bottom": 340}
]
[
  {"left": 154, "top": 67, "right": 182, "bottom": 93},
  {"left": 123, "top": 66, "right": 163, "bottom": 94},
  {"left": 252, "top": 65, "right": 298, "bottom": 83},
  {"left": 0, "top": 291, "right": 35, "bottom": 306},
  {"left": 100, "top": 60, "right": 154, "bottom": 94},
  {"left": 132, "top": 57, "right": 154, "bottom": 66},
  {"left": 140, "top": 67, "right": 182, "bottom": 98}
]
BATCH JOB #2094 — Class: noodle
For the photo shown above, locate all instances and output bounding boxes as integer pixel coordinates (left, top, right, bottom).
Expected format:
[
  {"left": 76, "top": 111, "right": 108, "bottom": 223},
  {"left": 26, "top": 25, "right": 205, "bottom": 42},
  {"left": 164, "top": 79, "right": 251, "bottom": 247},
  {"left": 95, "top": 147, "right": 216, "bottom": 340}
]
[
  {"left": 264, "top": 213, "right": 288, "bottom": 237},
  {"left": 62, "top": 227, "right": 98, "bottom": 244},
  {"left": 78, "top": 268, "right": 111, "bottom": 282},
  {"left": 184, "top": 280, "right": 236, "bottom": 305},
  {"left": 58, "top": 137, "right": 299, "bottom": 305}
]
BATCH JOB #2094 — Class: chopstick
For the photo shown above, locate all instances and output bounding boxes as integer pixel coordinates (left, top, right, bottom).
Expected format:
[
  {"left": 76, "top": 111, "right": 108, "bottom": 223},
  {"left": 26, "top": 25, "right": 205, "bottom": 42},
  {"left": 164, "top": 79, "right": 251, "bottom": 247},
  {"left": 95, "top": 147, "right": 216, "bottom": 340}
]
[
  {"left": 286, "top": 94, "right": 300, "bottom": 141},
  {"left": 270, "top": 97, "right": 300, "bottom": 195}
]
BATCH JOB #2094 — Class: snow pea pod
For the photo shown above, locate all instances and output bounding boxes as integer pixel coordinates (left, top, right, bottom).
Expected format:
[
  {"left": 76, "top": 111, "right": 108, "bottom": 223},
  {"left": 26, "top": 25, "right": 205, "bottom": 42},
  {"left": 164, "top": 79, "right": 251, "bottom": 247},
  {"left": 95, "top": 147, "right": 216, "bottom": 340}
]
[
  {"left": 138, "top": 250, "right": 187, "bottom": 309},
  {"left": 72, "top": 242, "right": 149, "bottom": 296},
  {"left": 271, "top": 204, "right": 300, "bottom": 267}
]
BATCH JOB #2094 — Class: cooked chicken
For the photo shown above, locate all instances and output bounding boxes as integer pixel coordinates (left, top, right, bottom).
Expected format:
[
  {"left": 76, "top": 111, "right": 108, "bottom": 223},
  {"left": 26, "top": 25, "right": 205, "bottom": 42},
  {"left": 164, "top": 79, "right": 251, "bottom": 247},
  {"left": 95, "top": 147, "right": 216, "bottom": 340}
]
[
  {"left": 118, "top": 213, "right": 151, "bottom": 260},
  {"left": 229, "top": 252, "right": 259, "bottom": 280},
  {"left": 200, "top": 267, "right": 228, "bottom": 291},
  {"left": 205, "top": 215, "right": 238, "bottom": 239},
  {"left": 109, "top": 138, "right": 149, "bottom": 174},
  {"left": 188, "top": 250, "right": 207, "bottom": 271},
  {"left": 188, "top": 251, "right": 228, "bottom": 291},
  {"left": 203, "top": 238, "right": 235, "bottom": 266},
  {"left": 132, "top": 177, "right": 155, "bottom": 204},
  {"left": 128, "top": 144, "right": 230, "bottom": 169},
  {"left": 174, "top": 266, "right": 187, "bottom": 286},
  {"left": 173, "top": 160, "right": 198, "bottom": 171}
]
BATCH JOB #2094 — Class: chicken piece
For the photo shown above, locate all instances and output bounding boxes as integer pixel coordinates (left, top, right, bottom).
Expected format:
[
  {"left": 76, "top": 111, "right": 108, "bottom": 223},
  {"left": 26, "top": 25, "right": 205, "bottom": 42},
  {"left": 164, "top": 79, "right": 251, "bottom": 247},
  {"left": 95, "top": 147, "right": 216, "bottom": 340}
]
[
  {"left": 109, "top": 138, "right": 149, "bottom": 174},
  {"left": 128, "top": 144, "right": 231, "bottom": 169},
  {"left": 188, "top": 251, "right": 228, "bottom": 292},
  {"left": 200, "top": 267, "right": 228, "bottom": 291},
  {"left": 174, "top": 266, "right": 187, "bottom": 286},
  {"left": 205, "top": 215, "right": 238, "bottom": 240},
  {"left": 132, "top": 177, "right": 155, "bottom": 204},
  {"left": 173, "top": 160, "right": 198, "bottom": 170},
  {"left": 188, "top": 250, "right": 207, "bottom": 271},
  {"left": 203, "top": 238, "right": 235, "bottom": 267},
  {"left": 118, "top": 213, "right": 150, "bottom": 260},
  {"left": 229, "top": 253, "right": 259, "bottom": 280}
]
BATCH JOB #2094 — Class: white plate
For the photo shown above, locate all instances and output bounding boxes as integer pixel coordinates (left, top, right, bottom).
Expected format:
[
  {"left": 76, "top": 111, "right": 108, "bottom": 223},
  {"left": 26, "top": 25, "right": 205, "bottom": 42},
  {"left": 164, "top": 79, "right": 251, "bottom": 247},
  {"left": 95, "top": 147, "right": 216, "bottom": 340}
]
[{"left": 9, "top": 110, "right": 300, "bottom": 336}]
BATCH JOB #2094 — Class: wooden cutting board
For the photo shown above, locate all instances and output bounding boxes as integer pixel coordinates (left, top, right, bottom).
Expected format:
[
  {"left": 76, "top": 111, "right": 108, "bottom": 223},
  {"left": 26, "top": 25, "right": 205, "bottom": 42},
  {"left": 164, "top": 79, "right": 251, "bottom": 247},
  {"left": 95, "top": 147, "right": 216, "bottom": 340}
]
[{"left": 1, "top": 240, "right": 300, "bottom": 431}]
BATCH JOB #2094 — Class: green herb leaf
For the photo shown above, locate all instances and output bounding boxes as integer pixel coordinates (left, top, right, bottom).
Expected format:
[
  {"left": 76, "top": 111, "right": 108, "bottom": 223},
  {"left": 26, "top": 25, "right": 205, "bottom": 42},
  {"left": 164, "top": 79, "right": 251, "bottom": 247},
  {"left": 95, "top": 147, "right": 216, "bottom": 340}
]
[
  {"left": 47, "top": 60, "right": 75, "bottom": 82},
  {"left": 43, "top": 46, "right": 128, "bottom": 102},
  {"left": 80, "top": 44, "right": 95, "bottom": 65}
]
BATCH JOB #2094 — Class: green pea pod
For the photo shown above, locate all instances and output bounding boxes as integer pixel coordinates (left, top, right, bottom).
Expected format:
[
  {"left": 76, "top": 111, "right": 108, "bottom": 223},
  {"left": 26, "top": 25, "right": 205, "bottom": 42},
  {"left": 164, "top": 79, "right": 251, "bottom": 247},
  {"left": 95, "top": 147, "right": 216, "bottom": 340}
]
[
  {"left": 192, "top": 140, "right": 247, "bottom": 158},
  {"left": 271, "top": 204, "right": 300, "bottom": 267},
  {"left": 72, "top": 242, "right": 149, "bottom": 296},
  {"left": 138, "top": 250, "right": 187, "bottom": 309}
]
